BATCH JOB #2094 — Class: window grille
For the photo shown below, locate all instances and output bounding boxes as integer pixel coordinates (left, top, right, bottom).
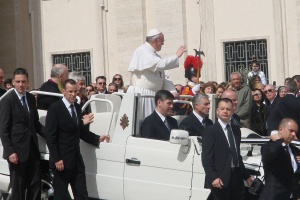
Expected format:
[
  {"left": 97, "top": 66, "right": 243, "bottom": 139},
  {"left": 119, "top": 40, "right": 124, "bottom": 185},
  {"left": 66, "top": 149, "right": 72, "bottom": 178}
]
[
  {"left": 224, "top": 39, "right": 268, "bottom": 82},
  {"left": 52, "top": 52, "right": 92, "bottom": 86}
]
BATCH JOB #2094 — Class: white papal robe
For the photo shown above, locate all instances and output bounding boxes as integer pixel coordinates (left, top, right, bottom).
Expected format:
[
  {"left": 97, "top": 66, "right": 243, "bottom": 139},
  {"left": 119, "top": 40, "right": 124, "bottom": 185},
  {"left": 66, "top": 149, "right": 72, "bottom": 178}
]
[{"left": 128, "top": 42, "right": 179, "bottom": 120}]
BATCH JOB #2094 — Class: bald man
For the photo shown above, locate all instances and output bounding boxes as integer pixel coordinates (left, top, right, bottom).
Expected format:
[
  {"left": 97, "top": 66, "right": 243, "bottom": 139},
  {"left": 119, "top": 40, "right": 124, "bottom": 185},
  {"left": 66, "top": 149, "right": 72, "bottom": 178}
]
[
  {"left": 221, "top": 90, "right": 241, "bottom": 128},
  {"left": 37, "top": 64, "right": 69, "bottom": 110},
  {"left": 259, "top": 118, "right": 300, "bottom": 200}
]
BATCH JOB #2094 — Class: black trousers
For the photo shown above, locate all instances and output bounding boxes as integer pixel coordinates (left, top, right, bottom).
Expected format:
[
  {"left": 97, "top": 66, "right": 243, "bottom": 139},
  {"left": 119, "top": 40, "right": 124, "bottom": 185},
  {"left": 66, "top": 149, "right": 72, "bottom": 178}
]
[
  {"left": 53, "top": 156, "right": 89, "bottom": 200},
  {"left": 210, "top": 168, "right": 244, "bottom": 200},
  {"left": 9, "top": 140, "right": 41, "bottom": 200}
]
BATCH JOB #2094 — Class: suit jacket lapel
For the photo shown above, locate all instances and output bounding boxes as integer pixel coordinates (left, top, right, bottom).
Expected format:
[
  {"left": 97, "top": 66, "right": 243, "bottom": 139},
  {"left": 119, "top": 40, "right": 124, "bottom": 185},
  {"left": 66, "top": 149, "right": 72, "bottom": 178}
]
[
  {"left": 191, "top": 113, "right": 204, "bottom": 130},
  {"left": 153, "top": 111, "right": 169, "bottom": 132},
  {"left": 290, "top": 145, "right": 300, "bottom": 173},
  {"left": 12, "top": 91, "right": 29, "bottom": 120},
  {"left": 59, "top": 100, "right": 77, "bottom": 126},
  {"left": 215, "top": 121, "right": 230, "bottom": 150}
]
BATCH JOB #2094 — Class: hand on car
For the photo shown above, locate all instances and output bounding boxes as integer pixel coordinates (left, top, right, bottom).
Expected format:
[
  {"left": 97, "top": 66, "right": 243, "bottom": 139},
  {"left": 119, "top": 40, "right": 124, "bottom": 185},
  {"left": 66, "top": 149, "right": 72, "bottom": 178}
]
[
  {"left": 99, "top": 135, "right": 110, "bottom": 143},
  {"left": 82, "top": 113, "right": 94, "bottom": 125}
]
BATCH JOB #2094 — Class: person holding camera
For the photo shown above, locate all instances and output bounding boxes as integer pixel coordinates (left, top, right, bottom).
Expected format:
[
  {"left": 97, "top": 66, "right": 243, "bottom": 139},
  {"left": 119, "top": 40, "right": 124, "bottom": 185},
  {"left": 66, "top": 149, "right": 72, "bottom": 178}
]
[{"left": 259, "top": 118, "right": 300, "bottom": 200}]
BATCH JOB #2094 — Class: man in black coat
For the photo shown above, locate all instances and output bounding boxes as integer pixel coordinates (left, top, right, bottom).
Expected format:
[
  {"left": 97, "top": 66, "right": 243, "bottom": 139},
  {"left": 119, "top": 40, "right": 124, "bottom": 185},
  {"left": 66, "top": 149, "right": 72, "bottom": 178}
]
[
  {"left": 37, "top": 64, "right": 69, "bottom": 110},
  {"left": 140, "top": 90, "right": 178, "bottom": 141},
  {"left": 45, "top": 79, "right": 109, "bottom": 200},
  {"left": 0, "top": 68, "right": 44, "bottom": 200},
  {"left": 259, "top": 118, "right": 300, "bottom": 200},
  {"left": 264, "top": 84, "right": 282, "bottom": 135},
  {"left": 202, "top": 98, "right": 252, "bottom": 200},
  {"left": 277, "top": 81, "right": 300, "bottom": 138},
  {"left": 179, "top": 93, "right": 213, "bottom": 136}
]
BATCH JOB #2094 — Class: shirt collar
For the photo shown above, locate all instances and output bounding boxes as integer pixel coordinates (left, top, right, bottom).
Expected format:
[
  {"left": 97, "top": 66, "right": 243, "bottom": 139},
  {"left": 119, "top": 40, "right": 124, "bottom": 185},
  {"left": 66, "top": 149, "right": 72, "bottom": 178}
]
[
  {"left": 14, "top": 89, "right": 26, "bottom": 100},
  {"left": 155, "top": 110, "right": 166, "bottom": 122},
  {"left": 193, "top": 110, "right": 204, "bottom": 123},
  {"left": 218, "top": 118, "right": 230, "bottom": 130},
  {"left": 282, "top": 143, "right": 289, "bottom": 147},
  {"left": 62, "top": 97, "right": 72, "bottom": 108}
]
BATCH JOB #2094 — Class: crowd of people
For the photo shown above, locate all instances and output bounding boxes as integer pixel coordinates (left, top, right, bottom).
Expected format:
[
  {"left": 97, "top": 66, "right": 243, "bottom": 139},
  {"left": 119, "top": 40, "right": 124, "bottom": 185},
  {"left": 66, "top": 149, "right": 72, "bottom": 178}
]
[{"left": 0, "top": 28, "right": 300, "bottom": 200}]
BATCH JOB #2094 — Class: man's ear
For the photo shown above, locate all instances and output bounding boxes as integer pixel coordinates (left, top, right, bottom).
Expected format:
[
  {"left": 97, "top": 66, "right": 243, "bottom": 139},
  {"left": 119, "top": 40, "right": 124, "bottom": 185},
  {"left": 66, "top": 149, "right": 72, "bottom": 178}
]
[{"left": 278, "top": 127, "right": 283, "bottom": 137}]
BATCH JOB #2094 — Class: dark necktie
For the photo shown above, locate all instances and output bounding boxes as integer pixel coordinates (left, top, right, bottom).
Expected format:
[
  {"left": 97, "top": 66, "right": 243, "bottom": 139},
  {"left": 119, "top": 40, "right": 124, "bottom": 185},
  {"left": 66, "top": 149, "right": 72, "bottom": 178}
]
[
  {"left": 164, "top": 119, "right": 170, "bottom": 131},
  {"left": 22, "top": 96, "right": 29, "bottom": 114},
  {"left": 226, "top": 124, "right": 239, "bottom": 167},
  {"left": 202, "top": 118, "right": 206, "bottom": 128},
  {"left": 70, "top": 104, "right": 77, "bottom": 124}
]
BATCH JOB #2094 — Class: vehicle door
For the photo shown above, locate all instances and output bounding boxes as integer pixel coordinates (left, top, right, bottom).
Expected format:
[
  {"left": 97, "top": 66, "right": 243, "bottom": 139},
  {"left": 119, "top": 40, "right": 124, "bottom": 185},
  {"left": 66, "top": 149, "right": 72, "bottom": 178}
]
[{"left": 123, "top": 136, "right": 195, "bottom": 200}]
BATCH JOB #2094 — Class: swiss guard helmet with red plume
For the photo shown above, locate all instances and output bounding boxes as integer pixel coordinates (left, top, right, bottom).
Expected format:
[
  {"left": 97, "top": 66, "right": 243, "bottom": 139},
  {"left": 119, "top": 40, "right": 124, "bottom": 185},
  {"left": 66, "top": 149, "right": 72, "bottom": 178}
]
[{"left": 184, "top": 55, "right": 203, "bottom": 80}]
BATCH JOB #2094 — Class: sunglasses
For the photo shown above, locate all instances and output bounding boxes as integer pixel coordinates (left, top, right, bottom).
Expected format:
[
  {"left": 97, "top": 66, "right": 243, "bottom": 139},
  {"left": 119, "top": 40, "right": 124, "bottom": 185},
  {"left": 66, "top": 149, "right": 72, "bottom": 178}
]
[
  {"left": 253, "top": 93, "right": 262, "bottom": 96},
  {"left": 98, "top": 82, "right": 106, "bottom": 85},
  {"left": 264, "top": 89, "right": 274, "bottom": 94},
  {"left": 114, "top": 78, "right": 122, "bottom": 81}
]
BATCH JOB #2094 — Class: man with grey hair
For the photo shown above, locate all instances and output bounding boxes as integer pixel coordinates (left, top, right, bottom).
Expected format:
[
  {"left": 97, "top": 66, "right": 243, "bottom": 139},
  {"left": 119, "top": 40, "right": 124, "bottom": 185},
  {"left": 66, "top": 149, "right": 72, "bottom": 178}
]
[
  {"left": 69, "top": 71, "right": 86, "bottom": 97},
  {"left": 127, "top": 29, "right": 186, "bottom": 118},
  {"left": 230, "top": 72, "right": 252, "bottom": 128},
  {"left": 0, "top": 68, "right": 7, "bottom": 97},
  {"left": 37, "top": 63, "right": 68, "bottom": 110},
  {"left": 179, "top": 93, "right": 213, "bottom": 136}
]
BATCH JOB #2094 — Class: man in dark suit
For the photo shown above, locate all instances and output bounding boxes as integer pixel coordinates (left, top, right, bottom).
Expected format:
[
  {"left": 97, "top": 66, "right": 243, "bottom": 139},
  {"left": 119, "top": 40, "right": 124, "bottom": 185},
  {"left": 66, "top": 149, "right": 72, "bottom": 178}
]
[
  {"left": 292, "top": 75, "right": 300, "bottom": 98},
  {"left": 264, "top": 84, "right": 282, "bottom": 135},
  {"left": 179, "top": 93, "right": 213, "bottom": 136},
  {"left": 45, "top": 79, "right": 109, "bottom": 200},
  {"left": 259, "top": 118, "right": 300, "bottom": 200},
  {"left": 140, "top": 90, "right": 178, "bottom": 140},
  {"left": 277, "top": 81, "right": 300, "bottom": 138},
  {"left": 0, "top": 68, "right": 44, "bottom": 200},
  {"left": 37, "top": 63, "right": 69, "bottom": 110},
  {"left": 202, "top": 98, "right": 252, "bottom": 200}
]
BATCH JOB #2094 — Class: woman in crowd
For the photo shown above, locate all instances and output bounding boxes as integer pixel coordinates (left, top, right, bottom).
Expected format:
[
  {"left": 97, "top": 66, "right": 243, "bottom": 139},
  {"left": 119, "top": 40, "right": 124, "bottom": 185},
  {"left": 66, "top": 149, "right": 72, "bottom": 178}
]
[
  {"left": 201, "top": 81, "right": 216, "bottom": 94},
  {"left": 86, "top": 84, "right": 97, "bottom": 99},
  {"left": 215, "top": 84, "right": 225, "bottom": 98},
  {"left": 249, "top": 75, "right": 262, "bottom": 91},
  {"left": 112, "top": 74, "right": 124, "bottom": 92},
  {"left": 108, "top": 83, "right": 118, "bottom": 93},
  {"left": 277, "top": 86, "right": 287, "bottom": 97},
  {"left": 250, "top": 88, "right": 267, "bottom": 136}
]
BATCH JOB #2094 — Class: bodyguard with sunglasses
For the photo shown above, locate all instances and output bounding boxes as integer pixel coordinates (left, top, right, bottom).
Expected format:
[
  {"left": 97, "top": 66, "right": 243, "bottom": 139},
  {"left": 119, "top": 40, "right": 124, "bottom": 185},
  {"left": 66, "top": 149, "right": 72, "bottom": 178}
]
[{"left": 95, "top": 76, "right": 110, "bottom": 94}]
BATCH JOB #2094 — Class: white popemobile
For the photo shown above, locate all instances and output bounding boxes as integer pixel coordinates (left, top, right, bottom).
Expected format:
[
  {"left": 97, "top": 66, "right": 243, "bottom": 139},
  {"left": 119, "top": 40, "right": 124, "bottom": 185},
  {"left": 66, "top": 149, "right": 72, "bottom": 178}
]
[{"left": 0, "top": 90, "right": 298, "bottom": 200}]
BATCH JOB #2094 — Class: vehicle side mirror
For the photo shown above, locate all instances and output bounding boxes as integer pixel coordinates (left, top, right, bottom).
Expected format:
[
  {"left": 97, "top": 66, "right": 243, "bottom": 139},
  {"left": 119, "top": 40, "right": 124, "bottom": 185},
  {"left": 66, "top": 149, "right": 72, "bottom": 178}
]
[{"left": 169, "top": 130, "right": 189, "bottom": 145}]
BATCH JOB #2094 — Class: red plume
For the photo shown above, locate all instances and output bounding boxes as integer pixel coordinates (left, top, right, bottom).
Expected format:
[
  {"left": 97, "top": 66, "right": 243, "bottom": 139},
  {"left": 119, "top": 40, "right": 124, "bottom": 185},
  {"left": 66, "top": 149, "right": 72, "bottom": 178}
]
[{"left": 184, "top": 55, "right": 203, "bottom": 71}]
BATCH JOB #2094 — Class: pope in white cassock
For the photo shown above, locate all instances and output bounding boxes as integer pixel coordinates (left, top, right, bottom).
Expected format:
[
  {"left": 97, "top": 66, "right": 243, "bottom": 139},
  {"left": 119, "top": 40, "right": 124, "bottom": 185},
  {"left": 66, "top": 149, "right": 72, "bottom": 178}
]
[{"left": 127, "top": 29, "right": 186, "bottom": 119}]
